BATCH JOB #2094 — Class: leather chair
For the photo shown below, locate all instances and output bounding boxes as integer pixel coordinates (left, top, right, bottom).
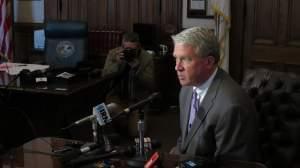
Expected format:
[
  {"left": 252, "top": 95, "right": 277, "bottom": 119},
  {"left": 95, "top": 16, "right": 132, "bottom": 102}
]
[
  {"left": 242, "top": 68, "right": 300, "bottom": 168},
  {"left": 45, "top": 20, "right": 88, "bottom": 69}
]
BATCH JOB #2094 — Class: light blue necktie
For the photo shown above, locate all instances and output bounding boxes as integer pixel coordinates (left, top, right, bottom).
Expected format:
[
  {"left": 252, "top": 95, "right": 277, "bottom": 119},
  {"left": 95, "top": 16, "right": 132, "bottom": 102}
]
[{"left": 188, "top": 90, "right": 200, "bottom": 131}]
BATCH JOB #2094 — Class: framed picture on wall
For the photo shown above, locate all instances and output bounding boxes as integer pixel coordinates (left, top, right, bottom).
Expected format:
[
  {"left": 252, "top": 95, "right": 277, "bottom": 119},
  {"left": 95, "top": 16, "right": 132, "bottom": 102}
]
[{"left": 187, "top": 0, "right": 212, "bottom": 18}]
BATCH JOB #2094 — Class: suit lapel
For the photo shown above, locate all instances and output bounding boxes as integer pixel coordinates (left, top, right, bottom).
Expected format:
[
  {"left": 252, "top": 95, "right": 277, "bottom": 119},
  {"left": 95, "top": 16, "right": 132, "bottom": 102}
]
[
  {"left": 181, "top": 69, "right": 224, "bottom": 151},
  {"left": 180, "top": 88, "right": 193, "bottom": 150}
]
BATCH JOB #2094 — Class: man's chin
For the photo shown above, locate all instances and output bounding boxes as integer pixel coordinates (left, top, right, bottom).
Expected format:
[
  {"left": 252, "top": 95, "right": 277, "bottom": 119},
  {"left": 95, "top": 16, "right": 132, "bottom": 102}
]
[{"left": 179, "top": 80, "right": 190, "bottom": 86}]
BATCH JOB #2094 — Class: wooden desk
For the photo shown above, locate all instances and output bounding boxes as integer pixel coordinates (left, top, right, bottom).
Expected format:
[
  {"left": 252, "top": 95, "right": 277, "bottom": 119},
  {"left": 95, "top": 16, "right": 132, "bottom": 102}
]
[
  {"left": 0, "top": 137, "right": 266, "bottom": 168},
  {"left": 0, "top": 71, "right": 116, "bottom": 148},
  {"left": 1, "top": 137, "right": 72, "bottom": 168},
  {"left": 0, "top": 137, "right": 181, "bottom": 168}
]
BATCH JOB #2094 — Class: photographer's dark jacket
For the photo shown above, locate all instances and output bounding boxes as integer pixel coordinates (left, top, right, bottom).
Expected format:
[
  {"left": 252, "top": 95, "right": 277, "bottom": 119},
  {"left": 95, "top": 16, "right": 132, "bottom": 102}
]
[{"left": 102, "top": 47, "right": 156, "bottom": 101}]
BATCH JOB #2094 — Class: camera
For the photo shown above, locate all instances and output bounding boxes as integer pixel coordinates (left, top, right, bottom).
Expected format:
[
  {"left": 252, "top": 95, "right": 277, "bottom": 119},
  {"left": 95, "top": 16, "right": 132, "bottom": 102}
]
[{"left": 123, "top": 48, "right": 137, "bottom": 61}]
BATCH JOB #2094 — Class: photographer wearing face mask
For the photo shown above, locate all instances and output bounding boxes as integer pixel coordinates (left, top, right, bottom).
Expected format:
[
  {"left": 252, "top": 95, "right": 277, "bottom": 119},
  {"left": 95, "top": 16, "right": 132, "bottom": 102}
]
[{"left": 102, "top": 32, "right": 156, "bottom": 137}]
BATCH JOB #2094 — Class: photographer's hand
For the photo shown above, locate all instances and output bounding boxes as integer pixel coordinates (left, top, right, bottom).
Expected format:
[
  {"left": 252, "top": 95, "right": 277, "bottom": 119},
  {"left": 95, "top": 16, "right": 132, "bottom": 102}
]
[{"left": 115, "top": 48, "right": 125, "bottom": 63}]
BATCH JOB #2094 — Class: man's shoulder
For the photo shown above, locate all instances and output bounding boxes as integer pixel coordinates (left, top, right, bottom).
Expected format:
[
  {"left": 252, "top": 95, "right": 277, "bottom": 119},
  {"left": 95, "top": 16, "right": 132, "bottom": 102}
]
[
  {"left": 140, "top": 49, "right": 154, "bottom": 57},
  {"left": 139, "top": 49, "right": 155, "bottom": 64}
]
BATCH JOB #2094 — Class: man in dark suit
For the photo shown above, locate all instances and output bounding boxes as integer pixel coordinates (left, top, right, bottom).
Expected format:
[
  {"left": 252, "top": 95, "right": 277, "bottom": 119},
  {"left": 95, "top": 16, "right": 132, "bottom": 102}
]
[{"left": 170, "top": 27, "right": 259, "bottom": 161}]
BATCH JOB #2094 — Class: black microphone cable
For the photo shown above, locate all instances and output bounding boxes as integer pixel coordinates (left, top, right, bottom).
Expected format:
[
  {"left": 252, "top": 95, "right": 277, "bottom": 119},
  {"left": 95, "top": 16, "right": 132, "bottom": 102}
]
[{"left": 66, "top": 145, "right": 135, "bottom": 166}]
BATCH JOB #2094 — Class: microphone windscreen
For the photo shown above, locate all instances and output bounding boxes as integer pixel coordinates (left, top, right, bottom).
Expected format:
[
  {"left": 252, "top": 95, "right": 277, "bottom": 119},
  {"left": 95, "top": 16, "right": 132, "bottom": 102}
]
[{"left": 106, "top": 103, "right": 122, "bottom": 117}]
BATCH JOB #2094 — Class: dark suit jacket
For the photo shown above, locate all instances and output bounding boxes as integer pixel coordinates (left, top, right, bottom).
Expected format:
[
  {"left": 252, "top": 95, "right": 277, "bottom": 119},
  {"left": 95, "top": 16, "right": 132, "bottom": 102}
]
[{"left": 175, "top": 68, "right": 259, "bottom": 161}]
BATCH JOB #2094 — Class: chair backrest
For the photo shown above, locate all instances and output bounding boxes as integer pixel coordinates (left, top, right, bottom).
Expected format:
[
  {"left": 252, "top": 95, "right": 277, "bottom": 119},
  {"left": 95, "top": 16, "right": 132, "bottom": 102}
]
[
  {"left": 45, "top": 20, "right": 88, "bottom": 69},
  {"left": 242, "top": 68, "right": 300, "bottom": 168}
]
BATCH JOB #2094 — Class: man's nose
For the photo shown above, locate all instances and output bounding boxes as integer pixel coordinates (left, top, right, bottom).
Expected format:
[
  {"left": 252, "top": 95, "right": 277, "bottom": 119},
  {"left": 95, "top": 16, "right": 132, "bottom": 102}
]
[{"left": 175, "top": 62, "right": 183, "bottom": 71}]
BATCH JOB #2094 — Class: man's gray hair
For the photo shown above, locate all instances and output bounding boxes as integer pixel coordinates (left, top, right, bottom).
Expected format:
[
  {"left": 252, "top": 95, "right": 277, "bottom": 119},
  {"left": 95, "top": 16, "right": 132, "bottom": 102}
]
[{"left": 172, "top": 27, "right": 220, "bottom": 63}]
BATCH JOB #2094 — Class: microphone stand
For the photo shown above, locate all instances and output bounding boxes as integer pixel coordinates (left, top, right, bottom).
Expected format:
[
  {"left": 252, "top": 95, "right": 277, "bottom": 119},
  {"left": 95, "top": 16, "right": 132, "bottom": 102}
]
[
  {"left": 92, "top": 120, "right": 99, "bottom": 144},
  {"left": 100, "top": 127, "right": 112, "bottom": 152},
  {"left": 92, "top": 119, "right": 112, "bottom": 153},
  {"left": 127, "top": 108, "right": 147, "bottom": 167},
  {"left": 137, "top": 109, "right": 145, "bottom": 157}
]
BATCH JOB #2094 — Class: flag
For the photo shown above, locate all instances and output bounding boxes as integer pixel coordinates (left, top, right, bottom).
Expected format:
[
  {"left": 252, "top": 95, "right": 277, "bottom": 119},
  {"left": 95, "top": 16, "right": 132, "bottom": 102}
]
[
  {"left": 211, "top": 0, "right": 230, "bottom": 72},
  {"left": 0, "top": 0, "right": 13, "bottom": 62}
]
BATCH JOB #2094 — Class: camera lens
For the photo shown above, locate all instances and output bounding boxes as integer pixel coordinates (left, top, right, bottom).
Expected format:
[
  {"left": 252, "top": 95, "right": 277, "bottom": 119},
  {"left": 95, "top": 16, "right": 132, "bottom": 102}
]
[{"left": 123, "top": 48, "right": 136, "bottom": 61}]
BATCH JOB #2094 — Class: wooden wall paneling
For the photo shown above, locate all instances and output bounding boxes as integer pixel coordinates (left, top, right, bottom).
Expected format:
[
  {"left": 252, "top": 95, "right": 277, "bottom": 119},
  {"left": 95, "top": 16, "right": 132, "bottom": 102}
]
[
  {"left": 243, "top": 0, "right": 255, "bottom": 69},
  {"left": 15, "top": 0, "right": 182, "bottom": 63},
  {"left": 87, "top": 0, "right": 99, "bottom": 29},
  {"left": 139, "top": 0, "right": 152, "bottom": 23},
  {"left": 60, "top": 0, "right": 69, "bottom": 20},
  {"left": 277, "top": 0, "right": 288, "bottom": 45},
  {"left": 115, "top": 0, "right": 121, "bottom": 27},
  {"left": 68, "top": 0, "right": 74, "bottom": 20},
  {"left": 129, "top": 0, "right": 140, "bottom": 31},
  {"left": 87, "top": 0, "right": 96, "bottom": 28},
  {"left": 81, "top": 0, "right": 88, "bottom": 21},
  {"left": 288, "top": 0, "right": 300, "bottom": 47},
  {"left": 44, "top": 0, "right": 58, "bottom": 20},
  {"left": 177, "top": 0, "right": 183, "bottom": 29},
  {"left": 160, "top": 0, "right": 181, "bottom": 32},
  {"left": 155, "top": 0, "right": 161, "bottom": 24},
  {"left": 119, "top": 0, "right": 131, "bottom": 31},
  {"left": 68, "top": 0, "right": 75, "bottom": 20},
  {"left": 107, "top": 0, "right": 118, "bottom": 27},
  {"left": 140, "top": 0, "right": 155, "bottom": 23},
  {"left": 244, "top": 0, "right": 300, "bottom": 73},
  {"left": 139, "top": 0, "right": 161, "bottom": 24},
  {"left": 165, "top": 0, "right": 175, "bottom": 24},
  {"left": 253, "top": 0, "right": 278, "bottom": 45},
  {"left": 138, "top": 0, "right": 147, "bottom": 23},
  {"left": 160, "top": 0, "right": 167, "bottom": 26},
  {"left": 152, "top": 0, "right": 161, "bottom": 25},
  {"left": 98, "top": 0, "right": 108, "bottom": 29},
  {"left": 68, "top": 0, "right": 87, "bottom": 21}
]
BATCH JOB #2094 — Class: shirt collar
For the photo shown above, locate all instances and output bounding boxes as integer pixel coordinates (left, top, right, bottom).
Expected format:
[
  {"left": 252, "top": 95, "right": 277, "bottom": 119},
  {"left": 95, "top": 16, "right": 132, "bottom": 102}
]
[{"left": 193, "top": 67, "right": 218, "bottom": 93}]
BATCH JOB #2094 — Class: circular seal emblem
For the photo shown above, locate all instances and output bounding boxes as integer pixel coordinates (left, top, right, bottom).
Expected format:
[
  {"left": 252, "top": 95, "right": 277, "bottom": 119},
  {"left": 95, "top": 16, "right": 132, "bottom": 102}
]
[{"left": 56, "top": 41, "right": 75, "bottom": 58}]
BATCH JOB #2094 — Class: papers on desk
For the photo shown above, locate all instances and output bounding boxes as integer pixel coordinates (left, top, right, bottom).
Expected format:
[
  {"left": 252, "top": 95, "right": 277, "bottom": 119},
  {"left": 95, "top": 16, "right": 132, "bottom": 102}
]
[
  {"left": 0, "top": 62, "right": 49, "bottom": 75},
  {"left": 56, "top": 72, "right": 75, "bottom": 79}
]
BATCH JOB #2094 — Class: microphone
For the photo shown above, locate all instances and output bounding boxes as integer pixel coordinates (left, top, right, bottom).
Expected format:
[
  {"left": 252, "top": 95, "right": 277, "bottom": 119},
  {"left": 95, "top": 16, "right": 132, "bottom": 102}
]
[
  {"left": 62, "top": 103, "right": 121, "bottom": 130},
  {"left": 63, "top": 139, "right": 161, "bottom": 166},
  {"left": 124, "top": 92, "right": 160, "bottom": 113}
]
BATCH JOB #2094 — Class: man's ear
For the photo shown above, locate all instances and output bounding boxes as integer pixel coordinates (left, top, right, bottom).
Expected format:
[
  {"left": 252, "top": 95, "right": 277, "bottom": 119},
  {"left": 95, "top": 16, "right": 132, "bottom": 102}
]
[{"left": 206, "top": 55, "right": 216, "bottom": 66}]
